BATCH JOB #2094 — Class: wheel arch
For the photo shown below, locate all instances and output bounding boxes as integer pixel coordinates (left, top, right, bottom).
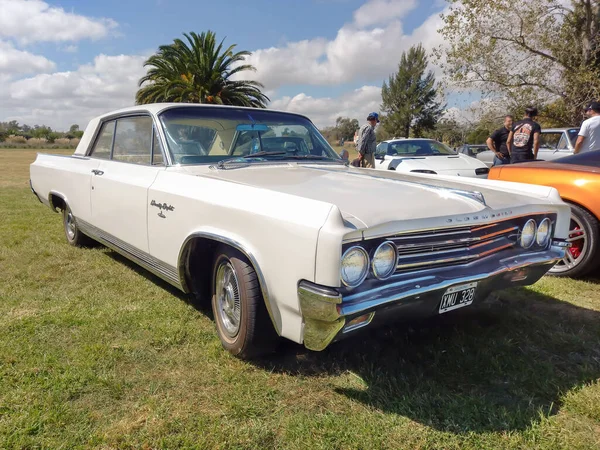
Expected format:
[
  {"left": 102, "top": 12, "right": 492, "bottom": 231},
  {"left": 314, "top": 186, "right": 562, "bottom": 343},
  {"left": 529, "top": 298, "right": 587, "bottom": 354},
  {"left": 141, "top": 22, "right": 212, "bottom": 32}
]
[
  {"left": 48, "top": 191, "right": 68, "bottom": 213},
  {"left": 560, "top": 196, "right": 600, "bottom": 223},
  {"left": 177, "top": 231, "right": 281, "bottom": 335}
]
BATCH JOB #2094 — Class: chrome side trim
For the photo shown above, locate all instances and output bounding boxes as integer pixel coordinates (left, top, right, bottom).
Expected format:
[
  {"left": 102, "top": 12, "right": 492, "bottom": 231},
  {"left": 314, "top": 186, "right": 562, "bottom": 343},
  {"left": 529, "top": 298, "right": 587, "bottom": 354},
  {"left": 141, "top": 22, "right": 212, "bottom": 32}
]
[
  {"left": 77, "top": 218, "right": 182, "bottom": 290},
  {"left": 177, "top": 232, "right": 279, "bottom": 334}
]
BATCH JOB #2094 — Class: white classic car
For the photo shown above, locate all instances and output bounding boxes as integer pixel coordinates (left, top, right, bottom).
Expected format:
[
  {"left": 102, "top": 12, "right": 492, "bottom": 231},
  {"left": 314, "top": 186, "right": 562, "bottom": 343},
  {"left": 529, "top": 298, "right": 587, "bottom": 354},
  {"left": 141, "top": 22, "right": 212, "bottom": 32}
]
[
  {"left": 459, "top": 128, "right": 580, "bottom": 167},
  {"left": 374, "top": 138, "right": 490, "bottom": 178},
  {"left": 30, "top": 104, "right": 571, "bottom": 359}
]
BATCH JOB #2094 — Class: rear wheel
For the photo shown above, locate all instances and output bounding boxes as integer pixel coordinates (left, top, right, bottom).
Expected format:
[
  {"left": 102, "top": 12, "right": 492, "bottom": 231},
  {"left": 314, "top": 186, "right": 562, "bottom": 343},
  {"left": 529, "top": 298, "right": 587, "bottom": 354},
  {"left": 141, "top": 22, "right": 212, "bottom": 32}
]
[
  {"left": 550, "top": 203, "right": 600, "bottom": 277},
  {"left": 62, "top": 205, "right": 94, "bottom": 247},
  {"left": 211, "top": 246, "right": 278, "bottom": 358}
]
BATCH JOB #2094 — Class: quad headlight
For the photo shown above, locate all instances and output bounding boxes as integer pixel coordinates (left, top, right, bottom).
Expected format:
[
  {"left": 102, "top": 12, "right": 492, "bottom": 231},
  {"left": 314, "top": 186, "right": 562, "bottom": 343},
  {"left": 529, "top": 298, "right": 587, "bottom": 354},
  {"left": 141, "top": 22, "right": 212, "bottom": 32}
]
[
  {"left": 372, "top": 241, "right": 397, "bottom": 280},
  {"left": 536, "top": 218, "right": 552, "bottom": 247},
  {"left": 520, "top": 219, "right": 536, "bottom": 248},
  {"left": 341, "top": 246, "right": 369, "bottom": 287}
]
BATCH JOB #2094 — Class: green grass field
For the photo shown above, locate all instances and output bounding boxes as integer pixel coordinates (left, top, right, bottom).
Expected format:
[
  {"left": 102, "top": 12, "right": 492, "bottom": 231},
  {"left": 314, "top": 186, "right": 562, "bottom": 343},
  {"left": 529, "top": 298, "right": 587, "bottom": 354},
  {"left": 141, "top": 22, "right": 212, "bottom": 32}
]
[{"left": 1, "top": 149, "right": 599, "bottom": 449}]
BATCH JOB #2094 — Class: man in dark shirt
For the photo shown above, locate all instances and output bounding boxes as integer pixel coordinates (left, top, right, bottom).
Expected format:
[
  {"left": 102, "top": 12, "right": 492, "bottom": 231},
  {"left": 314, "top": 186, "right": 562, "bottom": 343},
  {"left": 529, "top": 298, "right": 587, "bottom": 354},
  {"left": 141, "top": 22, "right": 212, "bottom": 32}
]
[
  {"left": 507, "top": 107, "right": 541, "bottom": 163},
  {"left": 486, "top": 115, "right": 513, "bottom": 166}
]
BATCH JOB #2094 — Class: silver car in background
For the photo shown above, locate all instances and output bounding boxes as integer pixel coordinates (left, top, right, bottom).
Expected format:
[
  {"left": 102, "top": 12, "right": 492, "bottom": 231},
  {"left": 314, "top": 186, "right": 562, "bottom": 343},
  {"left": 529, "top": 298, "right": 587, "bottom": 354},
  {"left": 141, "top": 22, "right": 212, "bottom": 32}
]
[{"left": 459, "top": 128, "right": 579, "bottom": 167}]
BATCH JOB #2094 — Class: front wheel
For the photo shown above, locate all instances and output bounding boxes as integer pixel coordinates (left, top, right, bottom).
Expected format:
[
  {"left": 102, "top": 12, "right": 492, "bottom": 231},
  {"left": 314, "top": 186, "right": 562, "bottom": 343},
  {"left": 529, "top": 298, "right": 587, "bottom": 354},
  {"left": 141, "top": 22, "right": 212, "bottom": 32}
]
[
  {"left": 549, "top": 203, "right": 600, "bottom": 277},
  {"left": 211, "top": 246, "right": 278, "bottom": 358}
]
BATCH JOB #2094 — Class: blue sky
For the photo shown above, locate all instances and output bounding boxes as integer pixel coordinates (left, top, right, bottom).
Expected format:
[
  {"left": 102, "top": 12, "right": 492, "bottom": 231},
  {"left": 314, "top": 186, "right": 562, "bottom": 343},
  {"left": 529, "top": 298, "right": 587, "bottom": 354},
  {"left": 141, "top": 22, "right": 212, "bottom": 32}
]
[{"left": 0, "top": 0, "right": 464, "bottom": 130}]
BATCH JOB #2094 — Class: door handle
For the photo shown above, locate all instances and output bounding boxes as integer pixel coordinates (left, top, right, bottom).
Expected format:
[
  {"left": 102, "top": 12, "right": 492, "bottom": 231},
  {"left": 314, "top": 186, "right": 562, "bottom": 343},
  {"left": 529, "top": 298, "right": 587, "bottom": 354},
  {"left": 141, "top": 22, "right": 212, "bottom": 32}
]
[{"left": 91, "top": 169, "right": 104, "bottom": 176}]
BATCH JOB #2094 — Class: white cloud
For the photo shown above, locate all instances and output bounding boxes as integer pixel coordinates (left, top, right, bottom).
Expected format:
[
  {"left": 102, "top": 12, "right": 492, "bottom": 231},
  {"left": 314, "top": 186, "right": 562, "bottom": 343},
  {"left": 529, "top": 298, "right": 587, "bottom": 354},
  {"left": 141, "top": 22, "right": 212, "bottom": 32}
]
[
  {"left": 353, "top": 0, "right": 418, "bottom": 28},
  {"left": 270, "top": 85, "right": 382, "bottom": 128},
  {"left": 0, "top": 0, "right": 451, "bottom": 129},
  {"left": 237, "top": 0, "right": 447, "bottom": 90},
  {"left": 0, "top": 0, "right": 117, "bottom": 44},
  {"left": 61, "top": 45, "right": 78, "bottom": 53},
  {"left": 0, "top": 40, "right": 55, "bottom": 75},
  {"left": 3, "top": 54, "right": 147, "bottom": 129}
]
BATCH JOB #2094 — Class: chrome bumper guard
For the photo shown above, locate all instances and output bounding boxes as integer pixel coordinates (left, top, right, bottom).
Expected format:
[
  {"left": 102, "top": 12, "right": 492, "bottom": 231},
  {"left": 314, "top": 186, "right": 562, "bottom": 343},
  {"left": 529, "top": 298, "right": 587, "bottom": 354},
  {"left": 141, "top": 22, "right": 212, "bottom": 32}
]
[{"left": 299, "top": 244, "right": 565, "bottom": 351}]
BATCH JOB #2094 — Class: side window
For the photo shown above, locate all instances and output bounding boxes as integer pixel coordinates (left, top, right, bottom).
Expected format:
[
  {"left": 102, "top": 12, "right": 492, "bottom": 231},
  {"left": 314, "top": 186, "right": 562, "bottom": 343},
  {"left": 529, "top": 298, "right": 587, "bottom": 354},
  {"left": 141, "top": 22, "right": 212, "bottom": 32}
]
[
  {"left": 152, "top": 128, "right": 165, "bottom": 165},
  {"left": 557, "top": 134, "right": 569, "bottom": 150},
  {"left": 112, "top": 116, "right": 152, "bottom": 165},
  {"left": 89, "top": 120, "right": 115, "bottom": 159},
  {"left": 539, "top": 133, "right": 561, "bottom": 149},
  {"left": 376, "top": 142, "right": 388, "bottom": 155}
]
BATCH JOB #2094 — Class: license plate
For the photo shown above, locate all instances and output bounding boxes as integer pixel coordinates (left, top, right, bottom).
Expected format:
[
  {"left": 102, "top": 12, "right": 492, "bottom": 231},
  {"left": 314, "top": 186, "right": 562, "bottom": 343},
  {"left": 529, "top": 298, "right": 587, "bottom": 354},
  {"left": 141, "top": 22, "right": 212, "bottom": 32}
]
[{"left": 439, "top": 282, "right": 478, "bottom": 314}]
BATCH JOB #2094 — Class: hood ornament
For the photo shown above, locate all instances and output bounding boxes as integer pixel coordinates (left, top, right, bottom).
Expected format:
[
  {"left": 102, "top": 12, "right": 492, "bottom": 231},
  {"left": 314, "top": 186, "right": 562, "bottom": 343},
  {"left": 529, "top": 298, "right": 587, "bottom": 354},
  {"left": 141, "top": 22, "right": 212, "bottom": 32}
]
[{"left": 446, "top": 189, "right": 487, "bottom": 206}]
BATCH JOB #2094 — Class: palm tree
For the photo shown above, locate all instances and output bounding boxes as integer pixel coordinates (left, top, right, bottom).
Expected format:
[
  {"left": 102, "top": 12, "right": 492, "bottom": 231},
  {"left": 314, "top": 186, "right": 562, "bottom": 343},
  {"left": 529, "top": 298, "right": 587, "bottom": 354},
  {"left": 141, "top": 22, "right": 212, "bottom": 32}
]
[{"left": 136, "top": 31, "right": 269, "bottom": 108}]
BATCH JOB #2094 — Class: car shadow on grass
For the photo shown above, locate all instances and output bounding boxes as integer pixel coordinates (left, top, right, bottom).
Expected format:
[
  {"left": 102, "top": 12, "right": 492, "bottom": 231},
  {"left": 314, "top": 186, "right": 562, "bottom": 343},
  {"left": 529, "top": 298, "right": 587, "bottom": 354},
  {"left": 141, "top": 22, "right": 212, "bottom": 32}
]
[{"left": 257, "top": 288, "right": 600, "bottom": 434}]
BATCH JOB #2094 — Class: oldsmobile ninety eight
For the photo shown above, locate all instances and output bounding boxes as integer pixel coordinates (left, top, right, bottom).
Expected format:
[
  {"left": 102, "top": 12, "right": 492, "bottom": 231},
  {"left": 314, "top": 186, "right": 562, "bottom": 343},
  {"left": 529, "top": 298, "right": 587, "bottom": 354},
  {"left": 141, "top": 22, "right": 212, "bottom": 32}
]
[{"left": 30, "top": 104, "right": 571, "bottom": 358}]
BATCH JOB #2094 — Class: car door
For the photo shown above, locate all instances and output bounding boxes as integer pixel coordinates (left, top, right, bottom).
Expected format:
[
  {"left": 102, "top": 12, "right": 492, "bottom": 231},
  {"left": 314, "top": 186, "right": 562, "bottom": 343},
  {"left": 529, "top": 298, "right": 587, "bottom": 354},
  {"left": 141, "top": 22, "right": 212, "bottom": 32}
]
[{"left": 89, "top": 115, "right": 165, "bottom": 253}]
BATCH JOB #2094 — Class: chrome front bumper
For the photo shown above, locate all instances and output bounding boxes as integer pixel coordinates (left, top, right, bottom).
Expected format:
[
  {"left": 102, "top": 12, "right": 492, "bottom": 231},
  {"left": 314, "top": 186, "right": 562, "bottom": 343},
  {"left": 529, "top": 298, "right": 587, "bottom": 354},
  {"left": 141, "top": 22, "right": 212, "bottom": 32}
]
[{"left": 299, "top": 245, "right": 566, "bottom": 351}]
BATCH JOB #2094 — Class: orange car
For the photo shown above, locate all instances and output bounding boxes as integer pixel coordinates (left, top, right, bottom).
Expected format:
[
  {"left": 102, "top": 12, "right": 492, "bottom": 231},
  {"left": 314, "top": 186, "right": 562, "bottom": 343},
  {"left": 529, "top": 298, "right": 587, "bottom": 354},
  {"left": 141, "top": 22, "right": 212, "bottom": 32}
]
[{"left": 488, "top": 151, "right": 600, "bottom": 277}]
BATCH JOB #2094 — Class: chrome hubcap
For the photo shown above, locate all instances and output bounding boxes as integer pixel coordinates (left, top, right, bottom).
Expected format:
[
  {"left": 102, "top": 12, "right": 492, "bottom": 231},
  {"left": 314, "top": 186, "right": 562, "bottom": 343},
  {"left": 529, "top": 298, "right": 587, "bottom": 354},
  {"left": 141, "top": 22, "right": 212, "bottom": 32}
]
[
  {"left": 551, "top": 214, "right": 588, "bottom": 273},
  {"left": 66, "top": 211, "right": 76, "bottom": 240},
  {"left": 215, "top": 262, "right": 241, "bottom": 338}
]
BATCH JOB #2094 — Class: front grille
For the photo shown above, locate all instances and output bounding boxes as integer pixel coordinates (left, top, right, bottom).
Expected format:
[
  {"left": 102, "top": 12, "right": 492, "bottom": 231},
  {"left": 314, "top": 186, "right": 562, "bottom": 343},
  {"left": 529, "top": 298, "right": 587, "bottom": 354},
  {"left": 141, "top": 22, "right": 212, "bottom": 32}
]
[{"left": 389, "top": 222, "right": 519, "bottom": 272}]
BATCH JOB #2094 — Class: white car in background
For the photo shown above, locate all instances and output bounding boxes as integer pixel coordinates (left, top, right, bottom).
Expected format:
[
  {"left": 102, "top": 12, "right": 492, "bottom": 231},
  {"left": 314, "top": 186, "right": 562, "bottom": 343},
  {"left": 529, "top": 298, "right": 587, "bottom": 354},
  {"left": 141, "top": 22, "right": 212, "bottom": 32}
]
[
  {"left": 459, "top": 128, "right": 580, "bottom": 167},
  {"left": 374, "top": 138, "right": 490, "bottom": 178}
]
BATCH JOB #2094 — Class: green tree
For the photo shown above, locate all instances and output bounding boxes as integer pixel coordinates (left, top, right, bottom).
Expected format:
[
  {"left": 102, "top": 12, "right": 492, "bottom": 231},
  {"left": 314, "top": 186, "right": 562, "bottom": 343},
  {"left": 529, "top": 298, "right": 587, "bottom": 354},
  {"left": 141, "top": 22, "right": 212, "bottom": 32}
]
[
  {"left": 437, "top": 0, "right": 600, "bottom": 125},
  {"left": 334, "top": 117, "right": 359, "bottom": 140},
  {"left": 381, "top": 44, "right": 445, "bottom": 138},
  {"left": 136, "top": 31, "right": 269, "bottom": 107}
]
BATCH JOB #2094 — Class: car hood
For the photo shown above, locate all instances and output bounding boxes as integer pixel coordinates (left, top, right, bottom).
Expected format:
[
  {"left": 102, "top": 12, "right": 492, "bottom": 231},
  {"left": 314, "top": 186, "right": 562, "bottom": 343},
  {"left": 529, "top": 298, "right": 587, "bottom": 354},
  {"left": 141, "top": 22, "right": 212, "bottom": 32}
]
[
  {"left": 189, "top": 164, "right": 557, "bottom": 229},
  {"left": 390, "top": 154, "right": 485, "bottom": 170}
]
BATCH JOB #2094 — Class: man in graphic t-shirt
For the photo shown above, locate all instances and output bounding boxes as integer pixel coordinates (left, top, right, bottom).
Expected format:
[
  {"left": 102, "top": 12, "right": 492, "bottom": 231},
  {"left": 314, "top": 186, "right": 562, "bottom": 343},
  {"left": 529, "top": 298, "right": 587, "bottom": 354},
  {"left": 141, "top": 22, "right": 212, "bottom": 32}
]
[
  {"left": 486, "top": 115, "right": 513, "bottom": 166},
  {"left": 507, "top": 107, "right": 541, "bottom": 163}
]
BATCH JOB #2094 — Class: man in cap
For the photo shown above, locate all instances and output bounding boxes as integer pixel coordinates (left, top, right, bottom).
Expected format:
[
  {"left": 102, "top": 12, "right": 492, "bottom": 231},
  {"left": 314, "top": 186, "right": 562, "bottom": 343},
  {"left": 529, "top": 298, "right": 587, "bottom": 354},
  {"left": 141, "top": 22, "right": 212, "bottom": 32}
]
[
  {"left": 356, "top": 112, "right": 379, "bottom": 168},
  {"left": 574, "top": 101, "right": 600, "bottom": 154},
  {"left": 506, "top": 106, "right": 541, "bottom": 163}
]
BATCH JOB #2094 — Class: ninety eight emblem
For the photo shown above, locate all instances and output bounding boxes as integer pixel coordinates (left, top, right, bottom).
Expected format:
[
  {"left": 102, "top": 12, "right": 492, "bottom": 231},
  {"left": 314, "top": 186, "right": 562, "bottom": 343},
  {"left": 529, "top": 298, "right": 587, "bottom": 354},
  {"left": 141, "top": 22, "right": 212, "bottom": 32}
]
[{"left": 150, "top": 200, "right": 175, "bottom": 218}]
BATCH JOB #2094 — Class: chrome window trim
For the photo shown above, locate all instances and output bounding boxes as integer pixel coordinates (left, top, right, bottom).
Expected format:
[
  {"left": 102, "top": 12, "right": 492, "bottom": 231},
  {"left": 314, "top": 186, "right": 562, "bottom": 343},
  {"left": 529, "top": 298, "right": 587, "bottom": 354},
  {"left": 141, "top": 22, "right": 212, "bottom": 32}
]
[
  {"left": 86, "top": 112, "right": 172, "bottom": 166},
  {"left": 87, "top": 119, "right": 116, "bottom": 161}
]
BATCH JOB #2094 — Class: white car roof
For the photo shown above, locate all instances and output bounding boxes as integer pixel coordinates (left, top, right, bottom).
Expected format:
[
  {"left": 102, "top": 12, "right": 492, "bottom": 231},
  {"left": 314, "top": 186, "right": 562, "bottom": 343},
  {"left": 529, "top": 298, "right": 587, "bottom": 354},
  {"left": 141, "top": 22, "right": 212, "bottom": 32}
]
[
  {"left": 74, "top": 103, "right": 313, "bottom": 156},
  {"left": 89, "top": 103, "right": 312, "bottom": 122},
  {"left": 542, "top": 127, "right": 578, "bottom": 132}
]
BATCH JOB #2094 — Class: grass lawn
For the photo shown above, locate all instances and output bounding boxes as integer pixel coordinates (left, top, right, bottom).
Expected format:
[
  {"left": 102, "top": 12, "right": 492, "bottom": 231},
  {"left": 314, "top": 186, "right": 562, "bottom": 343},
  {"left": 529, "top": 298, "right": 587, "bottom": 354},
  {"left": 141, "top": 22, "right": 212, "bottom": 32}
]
[{"left": 1, "top": 148, "right": 599, "bottom": 449}]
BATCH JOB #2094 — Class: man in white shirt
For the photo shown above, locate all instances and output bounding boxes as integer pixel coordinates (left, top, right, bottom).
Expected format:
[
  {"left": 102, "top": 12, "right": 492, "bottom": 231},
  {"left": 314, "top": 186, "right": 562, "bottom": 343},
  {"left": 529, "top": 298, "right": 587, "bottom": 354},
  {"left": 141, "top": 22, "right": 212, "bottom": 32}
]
[{"left": 574, "top": 102, "right": 600, "bottom": 154}]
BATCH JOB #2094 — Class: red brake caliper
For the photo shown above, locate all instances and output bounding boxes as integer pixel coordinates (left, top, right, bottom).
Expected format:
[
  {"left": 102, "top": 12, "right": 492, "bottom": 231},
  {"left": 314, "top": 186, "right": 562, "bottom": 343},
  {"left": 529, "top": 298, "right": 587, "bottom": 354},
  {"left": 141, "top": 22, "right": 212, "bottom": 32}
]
[{"left": 569, "top": 226, "right": 584, "bottom": 258}]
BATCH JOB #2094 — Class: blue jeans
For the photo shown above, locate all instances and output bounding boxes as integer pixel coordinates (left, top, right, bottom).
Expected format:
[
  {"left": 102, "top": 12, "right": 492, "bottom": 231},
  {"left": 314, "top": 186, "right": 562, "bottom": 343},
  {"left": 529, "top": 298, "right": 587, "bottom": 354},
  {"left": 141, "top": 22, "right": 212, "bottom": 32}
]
[{"left": 493, "top": 155, "right": 510, "bottom": 166}]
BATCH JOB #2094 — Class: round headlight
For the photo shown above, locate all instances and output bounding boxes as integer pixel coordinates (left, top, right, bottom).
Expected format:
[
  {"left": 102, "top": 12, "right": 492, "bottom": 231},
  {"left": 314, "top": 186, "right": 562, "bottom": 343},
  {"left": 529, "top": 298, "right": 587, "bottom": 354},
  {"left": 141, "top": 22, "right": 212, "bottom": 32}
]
[
  {"left": 536, "top": 218, "right": 552, "bottom": 247},
  {"left": 520, "top": 219, "right": 537, "bottom": 248},
  {"left": 372, "top": 241, "right": 397, "bottom": 280},
  {"left": 341, "top": 246, "right": 369, "bottom": 287}
]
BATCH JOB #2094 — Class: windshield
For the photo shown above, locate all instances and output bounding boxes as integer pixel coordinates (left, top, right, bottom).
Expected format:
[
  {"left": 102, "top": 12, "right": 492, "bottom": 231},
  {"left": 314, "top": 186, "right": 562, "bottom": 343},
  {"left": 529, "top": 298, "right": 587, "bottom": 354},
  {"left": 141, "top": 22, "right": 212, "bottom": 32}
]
[
  {"left": 376, "top": 139, "right": 455, "bottom": 157},
  {"left": 158, "top": 107, "right": 341, "bottom": 165}
]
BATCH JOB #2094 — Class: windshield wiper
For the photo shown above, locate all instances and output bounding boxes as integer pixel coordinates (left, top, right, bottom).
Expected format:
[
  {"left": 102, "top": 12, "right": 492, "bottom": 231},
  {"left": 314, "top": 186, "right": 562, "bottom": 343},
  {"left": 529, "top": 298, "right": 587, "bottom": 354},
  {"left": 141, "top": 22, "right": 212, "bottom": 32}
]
[
  {"left": 216, "top": 151, "right": 288, "bottom": 169},
  {"left": 284, "top": 155, "right": 347, "bottom": 163},
  {"left": 241, "top": 151, "right": 287, "bottom": 158}
]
